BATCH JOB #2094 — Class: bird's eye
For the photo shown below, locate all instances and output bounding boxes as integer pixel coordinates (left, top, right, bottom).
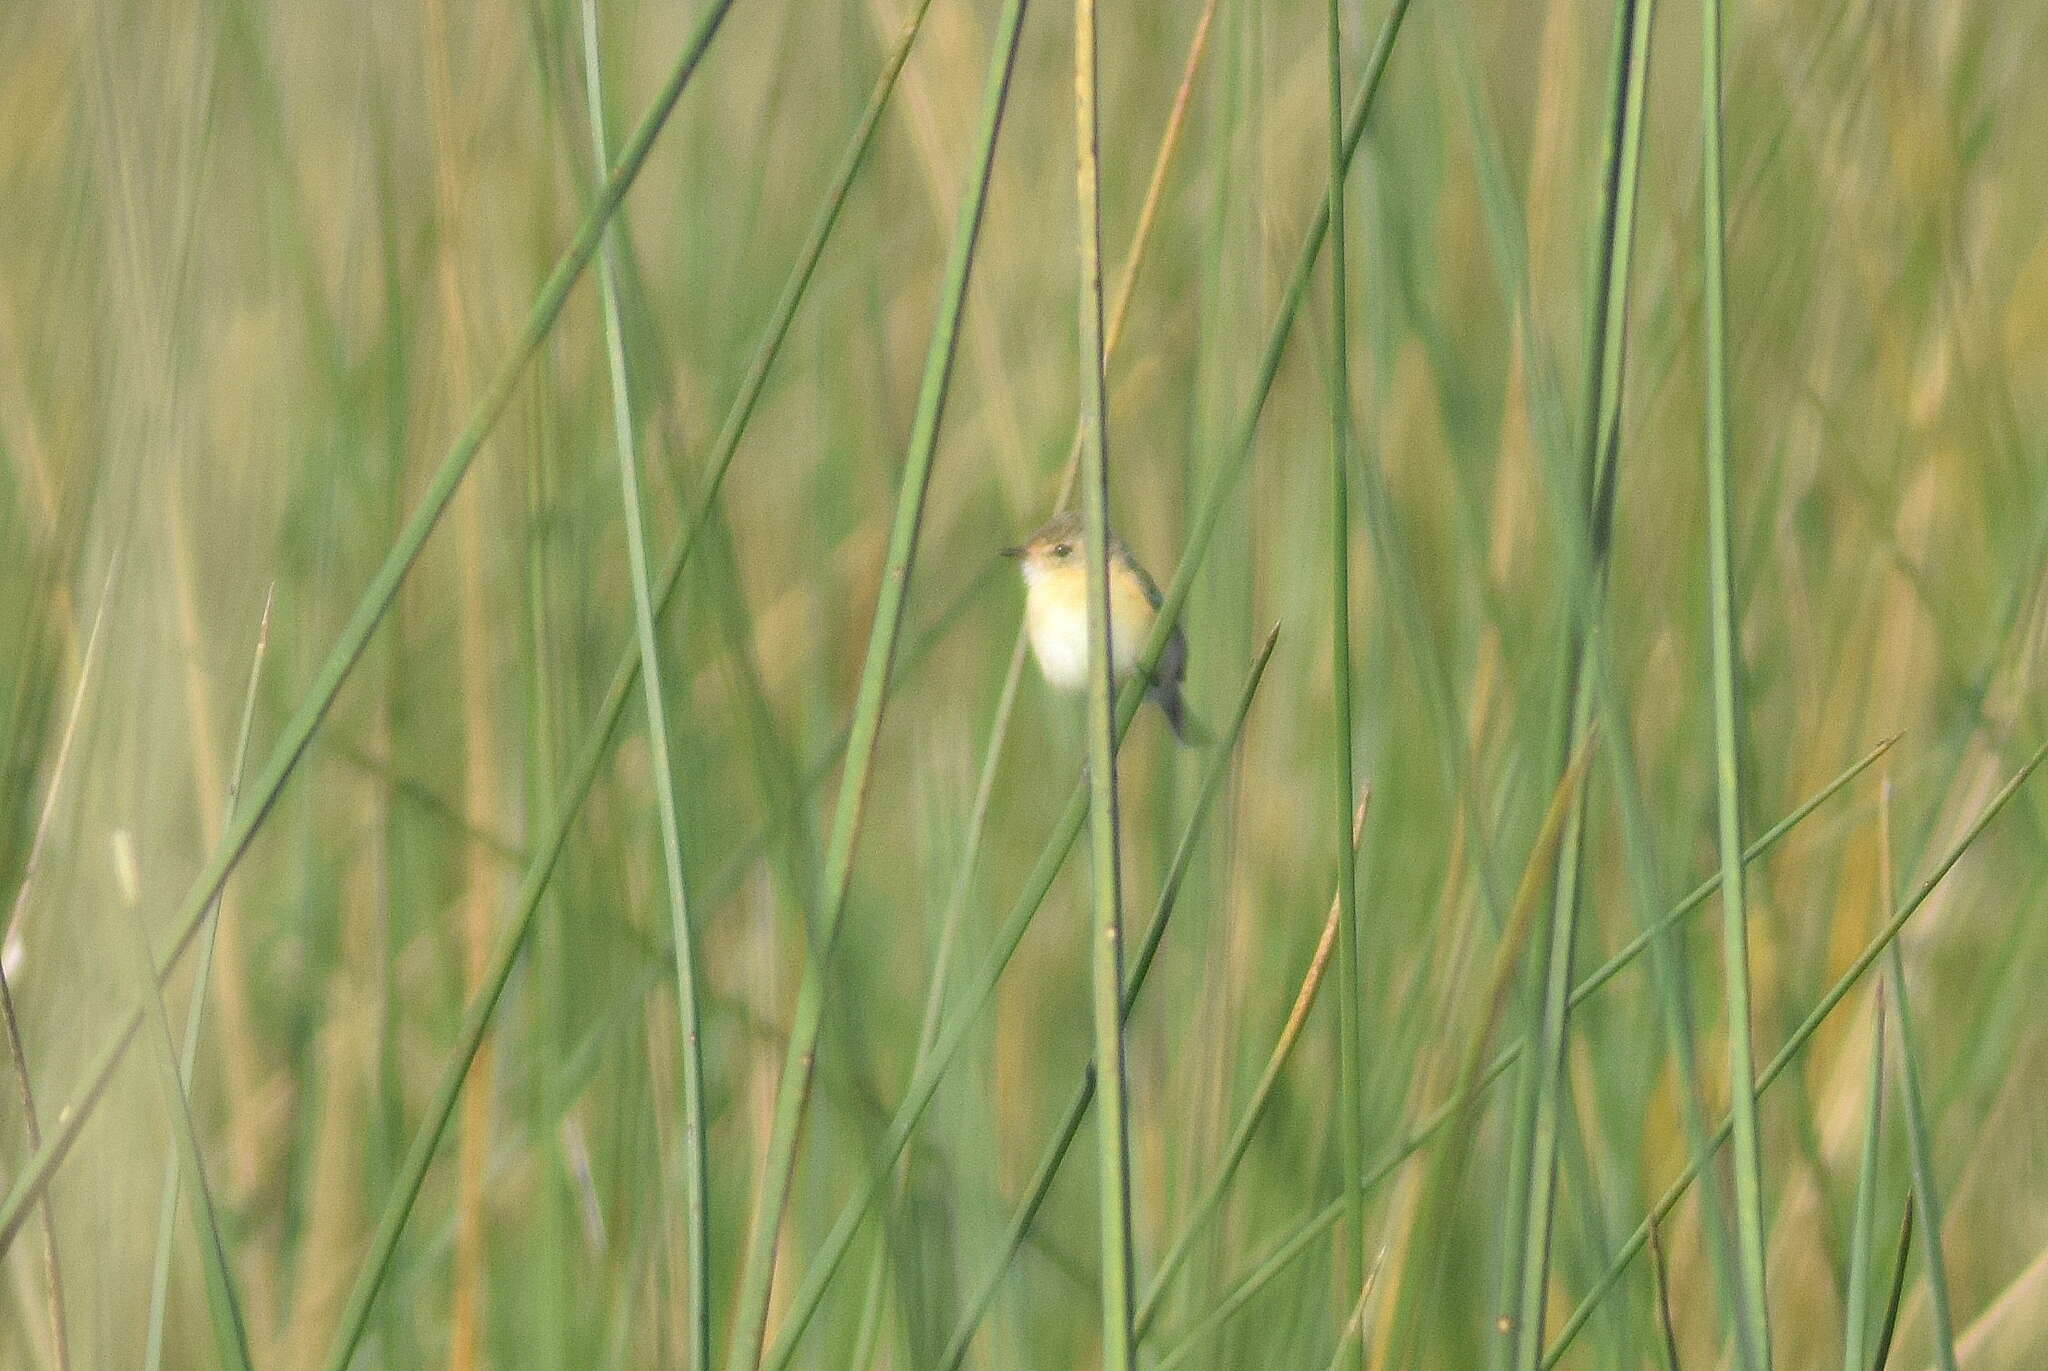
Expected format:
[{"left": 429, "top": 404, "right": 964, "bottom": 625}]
[{"left": 1053, "top": 542, "right": 1071, "bottom": 559}]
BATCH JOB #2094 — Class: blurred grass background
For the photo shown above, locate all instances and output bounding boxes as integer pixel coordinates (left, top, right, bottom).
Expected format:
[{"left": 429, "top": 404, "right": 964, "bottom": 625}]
[{"left": 3, "top": 0, "right": 2048, "bottom": 1367}]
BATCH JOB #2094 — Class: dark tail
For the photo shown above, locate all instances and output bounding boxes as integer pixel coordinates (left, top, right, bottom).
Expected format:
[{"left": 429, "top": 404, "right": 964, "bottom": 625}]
[{"left": 1152, "top": 683, "right": 1208, "bottom": 746}]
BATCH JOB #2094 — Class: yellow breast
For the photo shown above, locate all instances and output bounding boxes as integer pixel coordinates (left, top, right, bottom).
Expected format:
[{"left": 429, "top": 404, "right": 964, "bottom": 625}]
[{"left": 1024, "top": 564, "right": 1156, "bottom": 691}]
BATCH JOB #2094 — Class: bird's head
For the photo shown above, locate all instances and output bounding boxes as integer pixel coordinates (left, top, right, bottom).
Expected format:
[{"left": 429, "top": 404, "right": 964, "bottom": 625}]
[{"left": 1001, "top": 511, "right": 1087, "bottom": 587}]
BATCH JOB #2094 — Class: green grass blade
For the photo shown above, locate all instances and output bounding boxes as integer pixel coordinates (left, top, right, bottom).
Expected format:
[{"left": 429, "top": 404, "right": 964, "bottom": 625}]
[
  {"left": 721, "top": 3, "right": 1031, "bottom": 1363},
  {"left": 1133, "top": 790, "right": 1370, "bottom": 1340},
  {"left": 763, "top": 630, "right": 1281, "bottom": 1371},
  {"left": 577, "top": 5, "right": 709, "bottom": 1366},
  {"left": 753, "top": 0, "right": 1426, "bottom": 1344},
  {"left": 1877, "top": 769, "right": 1960, "bottom": 1371},
  {"left": 122, "top": 881, "right": 256, "bottom": 1371},
  {"left": 1869, "top": 1202, "right": 1914, "bottom": 1371},
  {"left": 1699, "top": 0, "right": 1772, "bottom": 1358},
  {"left": 1322, "top": 0, "right": 1365, "bottom": 1364},
  {"left": 1142, "top": 734, "right": 1888, "bottom": 1362},
  {"left": 1502, "top": 2, "right": 1657, "bottom": 1362},
  {"left": 842, "top": 11, "right": 1214, "bottom": 1355},
  {"left": 1841, "top": 983, "right": 1888, "bottom": 1371},
  {"left": 1378, "top": 739, "right": 1598, "bottom": 1370},
  {"left": 1170, "top": 738, "right": 1597, "bottom": 1371},
  {"left": 1649, "top": 1218, "right": 1684, "bottom": 1371},
  {"left": 143, "top": 590, "right": 271, "bottom": 1371},
  {"left": 0, "top": 562, "right": 116, "bottom": 1371},
  {"left": 1541, "top": 739, "right": 2048, "bottom": 1367},
  {"left": 0, "top": 0, "right": 738, "bottom": 1263},
  {"left": 1442, "top": 0, "right": 1752, "bottom": 1353},
  {"left": 1884, "top": 943, "right": 1959, "bottom": 1368},
  {"left": 1151, "top": 1201, "right": 1331, "bottom": 1371},
  {"left": 1072, "top": 0, "right": 1137, "bottom": 1365},
  {"left": 1319, "top": 1247, "right": 1388, "bottom": 1371},
  {"left": 931, "top": 629, "right": 1276, "bottom": 1371},
  {"left": 82, "top": 3, "right": 969, "bottom": 1342}
]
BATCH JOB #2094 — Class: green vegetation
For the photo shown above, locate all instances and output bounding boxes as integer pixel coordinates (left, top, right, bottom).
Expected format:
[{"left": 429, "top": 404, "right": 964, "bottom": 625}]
[{"left": 2, "top": 2, "right": 2046, "bottom": 1368}]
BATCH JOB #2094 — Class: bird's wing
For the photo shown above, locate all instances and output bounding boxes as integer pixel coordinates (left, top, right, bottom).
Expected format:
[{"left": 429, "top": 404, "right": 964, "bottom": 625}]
[
  {"left": 1126, "top": 551, "right": 1164, "bottom": 611},
  {"left": 1129, "top": 557, "right": 1185, "bottom": 684}
]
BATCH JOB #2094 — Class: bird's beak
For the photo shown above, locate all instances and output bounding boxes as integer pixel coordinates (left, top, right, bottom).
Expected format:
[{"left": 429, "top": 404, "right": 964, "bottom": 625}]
[{"left": 999, "top": 545, "right": 1023, "bottom": 559}]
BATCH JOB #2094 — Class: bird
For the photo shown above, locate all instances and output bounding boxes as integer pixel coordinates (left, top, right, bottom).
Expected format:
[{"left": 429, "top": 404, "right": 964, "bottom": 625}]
[{"left": 1002, "top": 510, "right": 1197, "bottom": 743}]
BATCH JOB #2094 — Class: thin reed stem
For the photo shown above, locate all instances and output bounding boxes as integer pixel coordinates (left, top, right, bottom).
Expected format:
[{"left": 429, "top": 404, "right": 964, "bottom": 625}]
[
  {"left": 0, "top": 563, "right": 113, "bottom": 1371},
  {"left": 1870, "top": 1204, "right": 1915, "bottom": 1371},
  {"left": 144, "top": 590, "right": 271, "bottom": 1371},
  {"left": 1648, "top": 1218, "right": 1683, "bottom": 1371},
  {"left": 1318, "top": 1247, "right": 1388, "bottom": 1371},
  {"left": 877, "top": 631, "right": 1279, "bottom": 1371},
  {"left": 1699, "top": 0, "right": 1772, "bottom": 1359},
  {"left": 1138, "top": 735, "right": 1885, "bottom": 1361},
  {"left": 750, "top": 0, "right": 1427, "bottom": 1350},
  {"left": 1443, "top": 0, "right": 1753, "bottom": 1348},
  {"left": 722, "top": 4, "right": 1031, "bottom": 1365},
  {"left": 1878, "top": 782, "right": 1960, "bottom": 1371},
  {"left": 122, "top": 856, "right": 257, "bottom": 1371},
  {"left": 1841, "top": 982, "right": 1888, "bottom": 1371},
  {"left": 1541, "top": 740, "right": 2048, "bottom": 1366},
  {"left": 0, "top": 0, "right": 741, "bottom": 1271},
  {"left": 1500, "top": 3, "right": 1655, "bottom": 1363},
  {"left": 1160, "top": 738, "right": 1600, "bottom": 1371},
  {"left": 579, "top": 5, "right": 710, "bottom": 1366},
  {"left": 1322, "top": 3, "right": 1366, "bottom": 1365},
  {"left": 1132, "top": 789, "right": 1370, "bottom": 1340},
  {"left": 1072, "top": 0, "right": 1136, "bottom": 1365}
]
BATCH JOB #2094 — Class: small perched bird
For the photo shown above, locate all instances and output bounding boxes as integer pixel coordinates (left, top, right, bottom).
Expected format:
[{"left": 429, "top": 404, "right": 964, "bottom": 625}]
[{"left": 1002, "top": 511, "right": 1195, "bottom": 742}]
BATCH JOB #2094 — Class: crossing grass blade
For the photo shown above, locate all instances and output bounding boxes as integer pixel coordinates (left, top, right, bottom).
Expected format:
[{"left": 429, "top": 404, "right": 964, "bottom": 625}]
[
  {"left": 1648, "top": 1217, "right": 1683, "bottom": 1371},
  {"left": 1869, "top": 1202, "right": 1915, "bottom": 1371},
  {"left": 752, "top": 0, "right": 1433, "bottom": 1345},
  {"left": 1159, "top": 736, "right": 1597, "bottom": 1371},
  {"left": 1137, "top": 733, "right": 1889, "bottom": 1361},
  {"left": 1072, "top": 0, "right": 1138, "bottom": 1364},
  {"left": 1879, "top": 780, "right": 1960, "bottom": 1371},
  {"left": 927, "top": 629, "right": 1282, "bottom": 1371},
  {"left": 1540, "top": 739, "right": 2048, "bottom": 1367},
  {"left": 1840, "top": 982, "right": 1888, "bottom": 1371},
  {"left": 1133, "top": 787, "right": 1370, "bottom": 1339},
  {"left": 722, "top": 4, "right": 1031, "bottom": 1364},
  {"left": 142, "top": 591, "right": 271, "bottom": 1371},
  {"left": 0, "top": 563, "right": 116, "bottom": 1371},
  {"left": 121, "top": 868, "right": 256, "bottom": 1371},
  {"left": 1698, "top": 0, "right": 1772, "bottom": 1359},
  {"left": 843, "top": 11, "right": 1213, "bottom": 1355},
  {"left": 0, "top": 0, "right": 741, "bottom": 1264},
  {"left": 1321, "top": 1, "right": 1365, "bottom": 1364},
  {"left": 1319, "top": 1246, "right": 1389, "bottom": 1371},
  {"left": 1501, "top": 3, "right": 1656, "bottom": 1362},
  {"left": 578, "top": 5, "right": 710, "bottom": 1364}
]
